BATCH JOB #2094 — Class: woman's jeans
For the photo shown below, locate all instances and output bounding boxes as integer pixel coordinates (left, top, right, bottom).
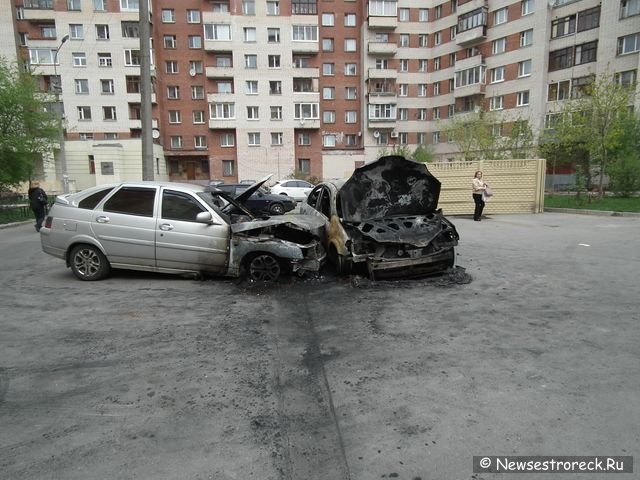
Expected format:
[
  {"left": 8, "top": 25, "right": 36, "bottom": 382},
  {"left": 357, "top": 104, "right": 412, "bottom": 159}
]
[{"left": 472, "top": 193, "right": 484, "bottom": 221}]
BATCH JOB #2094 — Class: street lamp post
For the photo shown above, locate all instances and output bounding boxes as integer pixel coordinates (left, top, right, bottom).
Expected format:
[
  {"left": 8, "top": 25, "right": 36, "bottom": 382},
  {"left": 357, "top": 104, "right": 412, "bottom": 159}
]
[{"left": 53, "top": 34, "right": 69, "bottom": 193}]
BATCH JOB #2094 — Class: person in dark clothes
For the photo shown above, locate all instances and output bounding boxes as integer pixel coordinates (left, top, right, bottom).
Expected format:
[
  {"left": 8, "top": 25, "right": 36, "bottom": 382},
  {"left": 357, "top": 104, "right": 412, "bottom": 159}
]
[{"left": 28, "top": 181, "right": 48, "bottom": 232}]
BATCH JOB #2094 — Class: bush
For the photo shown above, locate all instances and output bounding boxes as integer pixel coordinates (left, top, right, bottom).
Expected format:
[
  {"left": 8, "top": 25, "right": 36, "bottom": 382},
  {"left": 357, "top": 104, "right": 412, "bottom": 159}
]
[{"left": 608, "top": 154, "right": 640, "bottom": 197}]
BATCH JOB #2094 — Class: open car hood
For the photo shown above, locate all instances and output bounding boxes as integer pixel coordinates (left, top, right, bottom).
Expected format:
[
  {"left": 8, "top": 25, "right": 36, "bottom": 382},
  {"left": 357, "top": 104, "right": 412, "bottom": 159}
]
[
  {"left": 339, "top": 155, "right": 441, "bottom": 222},
  {"left": 231, "top": 214, "right": 325, "bottom": 236},
  {"left": 234, "top": 174, "right": 273, "bottom": 204}
]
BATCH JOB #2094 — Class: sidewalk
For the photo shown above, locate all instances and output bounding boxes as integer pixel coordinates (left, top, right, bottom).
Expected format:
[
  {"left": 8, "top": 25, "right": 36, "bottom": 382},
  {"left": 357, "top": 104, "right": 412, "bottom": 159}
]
[{"left": 544, "top": 207, "right": 640, "bottom": 217}]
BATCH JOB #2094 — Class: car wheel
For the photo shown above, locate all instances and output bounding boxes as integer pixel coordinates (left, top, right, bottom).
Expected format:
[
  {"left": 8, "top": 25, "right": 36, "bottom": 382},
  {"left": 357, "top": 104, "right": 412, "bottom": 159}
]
[
  {"left": 279, "top": 192, "right": 288, "bottom": 196},
  {"left": 69, "top": 244, "right": 111, "bottom": 281},
  {"left": 329, "top": 245, "right": 352, "bottom": 275},
  {"left": 247, "top": 253, "right": 281, "bottom": 282},
  {"left": 270, "top": 203, "right": 285, "bottom": 215}
]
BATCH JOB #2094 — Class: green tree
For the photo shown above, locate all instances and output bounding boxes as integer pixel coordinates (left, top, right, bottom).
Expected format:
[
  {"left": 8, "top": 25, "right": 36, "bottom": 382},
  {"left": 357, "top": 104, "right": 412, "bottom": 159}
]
[
  {"left": 607, "top": 112, "right": 640, "bottom": 197},
  {"left": 541, "top": 76, "right": 636, "bottom": 198},
  {"left": 505, "top": 119, "right": 536, "bottom": 159},
  {"left": 0, "top": 58, "right": 59, "bottom": 190},
  {"left": 442, "top": 110, "right": 504, "bottom": 161},
  {"left": 412, "top": 144, "right": 435, "bottom": 163}
]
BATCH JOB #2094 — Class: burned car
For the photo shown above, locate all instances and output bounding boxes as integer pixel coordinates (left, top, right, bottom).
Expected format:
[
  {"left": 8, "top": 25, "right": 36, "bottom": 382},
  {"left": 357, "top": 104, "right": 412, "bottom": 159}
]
[
  {"left": 300, "top": 155, "right": 459, "bottom": 279},
  {"left": 40, "top": 181, "right": 325, "bottom": 282}
]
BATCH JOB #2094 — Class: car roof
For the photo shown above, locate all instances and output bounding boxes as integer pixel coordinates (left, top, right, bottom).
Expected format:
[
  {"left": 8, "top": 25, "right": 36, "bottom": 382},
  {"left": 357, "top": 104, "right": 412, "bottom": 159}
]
[{"left": 64, "top": 181, "right": 208, "bottom": 200}]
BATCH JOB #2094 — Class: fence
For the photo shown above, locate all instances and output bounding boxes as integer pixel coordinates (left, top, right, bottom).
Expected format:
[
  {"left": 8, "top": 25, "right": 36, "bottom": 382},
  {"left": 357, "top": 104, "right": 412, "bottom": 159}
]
[{"left": 428, "top": 159, "right": 546, "bottom": 216}]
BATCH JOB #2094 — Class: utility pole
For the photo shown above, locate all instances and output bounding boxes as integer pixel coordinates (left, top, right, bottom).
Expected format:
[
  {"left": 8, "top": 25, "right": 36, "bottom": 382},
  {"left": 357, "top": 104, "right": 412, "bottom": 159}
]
[
  {"left": 139, "top": 0, "right": 154, "bottom": 180},
  {"left": 53, "top": 34, "right": 69, "bottom": 193}
]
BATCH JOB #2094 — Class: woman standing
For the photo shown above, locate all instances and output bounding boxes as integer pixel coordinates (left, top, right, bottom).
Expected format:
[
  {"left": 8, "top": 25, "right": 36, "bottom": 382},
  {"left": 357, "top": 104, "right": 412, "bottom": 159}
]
[{"left": 471, "top": 171, "right": 487, "bottom": 221}]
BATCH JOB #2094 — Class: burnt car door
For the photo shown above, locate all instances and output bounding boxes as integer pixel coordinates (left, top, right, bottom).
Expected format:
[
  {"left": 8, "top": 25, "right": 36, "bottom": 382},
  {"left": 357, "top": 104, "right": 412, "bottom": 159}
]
[{"left": 155, "top": 188, "right": 230, "bottom": 273}]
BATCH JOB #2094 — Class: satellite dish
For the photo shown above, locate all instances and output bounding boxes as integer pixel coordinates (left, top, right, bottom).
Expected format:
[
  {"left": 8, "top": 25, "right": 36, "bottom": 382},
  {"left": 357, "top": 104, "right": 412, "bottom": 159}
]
[
  {"left": 189, "top": 69, "right": 196, "bottom": 77},
  {"left": 152, "top": 128, "right": 160, "bottom": 139},
  {"left": 373, "top": 130, "right": 380, "bottom": 138}
]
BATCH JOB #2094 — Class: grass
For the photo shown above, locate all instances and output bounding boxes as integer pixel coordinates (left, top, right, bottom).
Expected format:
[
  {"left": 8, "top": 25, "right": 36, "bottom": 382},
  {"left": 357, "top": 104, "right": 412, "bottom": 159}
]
[
  {"left": 545, "top": 194, "right": 640, "bottom": 212},
  {"left": 0, "top": 206, "right": 32, "bottom": 224}
]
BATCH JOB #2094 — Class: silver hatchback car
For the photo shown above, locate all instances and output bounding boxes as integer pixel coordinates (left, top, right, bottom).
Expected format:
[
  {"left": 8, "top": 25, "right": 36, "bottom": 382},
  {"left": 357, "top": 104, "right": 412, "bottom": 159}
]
[{"left": 40, "top": 181, "right": 325, "bottom": 282}]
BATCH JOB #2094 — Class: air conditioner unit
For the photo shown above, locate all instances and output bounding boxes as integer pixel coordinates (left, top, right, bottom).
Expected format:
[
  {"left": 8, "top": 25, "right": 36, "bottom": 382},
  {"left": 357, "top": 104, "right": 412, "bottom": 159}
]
[
  {"left": 357, "top": 131, "right": 362, "bottom": 137},
  {"left": 390, "top": 131, "right": 398, "bottom": 138},
  {"left": 373, "top": 130, "right": 380, "bottom": 138}
]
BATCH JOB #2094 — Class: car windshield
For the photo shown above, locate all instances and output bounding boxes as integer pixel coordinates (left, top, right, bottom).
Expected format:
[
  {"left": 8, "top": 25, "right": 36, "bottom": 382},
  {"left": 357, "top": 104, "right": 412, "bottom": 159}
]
[{"left": 196, "top": 190, "right": 254, "bottom": 221}]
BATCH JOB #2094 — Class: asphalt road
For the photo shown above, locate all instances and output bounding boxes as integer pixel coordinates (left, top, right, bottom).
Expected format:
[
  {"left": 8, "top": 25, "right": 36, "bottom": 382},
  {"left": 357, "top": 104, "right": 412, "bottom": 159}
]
[{"left": 0, "top": 213, "right": 638, "bottom": 480}]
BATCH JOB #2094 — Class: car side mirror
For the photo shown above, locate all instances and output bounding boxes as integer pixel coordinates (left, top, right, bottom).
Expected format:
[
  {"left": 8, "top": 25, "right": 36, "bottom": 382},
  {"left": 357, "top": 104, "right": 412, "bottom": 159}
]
[{"left": 196, "top": 211, "right": 219, "bottom": 225}]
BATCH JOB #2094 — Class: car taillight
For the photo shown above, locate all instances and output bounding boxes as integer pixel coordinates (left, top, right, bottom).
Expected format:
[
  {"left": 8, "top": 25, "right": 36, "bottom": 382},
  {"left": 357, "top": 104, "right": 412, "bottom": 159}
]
[{"left": 44, "top": 216, "right": 53, "bottom": 229}]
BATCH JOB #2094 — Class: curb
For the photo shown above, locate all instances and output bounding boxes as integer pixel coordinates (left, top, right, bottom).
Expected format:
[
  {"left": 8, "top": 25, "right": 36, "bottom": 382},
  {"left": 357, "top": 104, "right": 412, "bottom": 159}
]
[
  {"left": 0, "top": 220, "right": 32, "bottom": 230},
  {"left": 544, "top": 208, "right": 640, "bottom": 217}
]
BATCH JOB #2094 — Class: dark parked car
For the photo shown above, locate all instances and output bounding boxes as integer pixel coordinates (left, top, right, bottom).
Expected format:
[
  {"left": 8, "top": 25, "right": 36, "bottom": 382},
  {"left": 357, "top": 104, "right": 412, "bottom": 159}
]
[
  {"left": 214, "top": 183, "right": 296, "bottom": 216},
  {"left": 300, "top": 155, "right": 459, "bottom": 279}
]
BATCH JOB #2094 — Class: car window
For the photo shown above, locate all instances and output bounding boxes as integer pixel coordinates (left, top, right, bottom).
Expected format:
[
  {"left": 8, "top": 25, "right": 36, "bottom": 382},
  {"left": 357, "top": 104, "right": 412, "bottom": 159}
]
[
  {"left": 77, "top": 187, "right": 115, "bottom": 210},
  {"left": 161, "top": 190, "right": 205, "bottom": 222},
  {"left": 319, "top": 188, "right": 331, "bottom": 217},
  {"left": 103, "top": 187, "right": 156, "bottom": 217},
  {"left": 307, "top": 186, "right": 322, "bottom": 209}
]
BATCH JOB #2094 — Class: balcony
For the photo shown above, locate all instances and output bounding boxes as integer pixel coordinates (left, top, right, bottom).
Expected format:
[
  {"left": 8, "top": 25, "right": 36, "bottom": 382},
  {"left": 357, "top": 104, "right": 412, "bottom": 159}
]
[
  {"left": 206, "top": 92, "right": 235, "bottom": 103},
  {"left": 292, "top": 67, "right": 320, "bottom": 78},
  {"left": 368, "top": 16, "right": 397, "bottom": 30},
  {"left": 295, "top": 118, "right": 321, "bottom": 129},
  {"left": 368, "top": 92, "right": 398, "bottom": 104},
  {"left": 367, "top": 68, "right": 398, "bottom": 80},
  {"left": 291, "top": 40, "right": 319, "bottom": 54},
  {"left": 205, "top": 66, "right": 234, "bottom": 78},
  {"left": 456, "top": 0, "right": 488, "bottom": 16},
  {"left": 368, "top": 41, "right": 397, "bottom": 56},
  {"left": 209, "top": 118, "right": 237, "bottom": 129},
  {"left": 22, "top": 7, "right": 56, "bottom": 20},
  {"left": 204, "top": 39, "right": 233, "bottom": 52},
  {"left": 202, "top": 11, "right": 231, "bottom": 23},
  {"left": 453, "top": 82, "right": 485, "bottom": 98},
  {"left": 456, "top": 25, "right": 487, "bottom": 47},
  {"left": 367, "top": 118, "right": 396, "bottom": 129}
]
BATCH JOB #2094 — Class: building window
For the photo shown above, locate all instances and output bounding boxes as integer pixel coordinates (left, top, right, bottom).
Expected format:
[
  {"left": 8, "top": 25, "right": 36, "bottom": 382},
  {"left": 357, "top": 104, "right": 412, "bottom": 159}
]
[
  {"left": 577, "top": 6, "right": 600, "bottom": 32},
  {"left": 298, "top": 158, "right": 311, "bottom": 174},
  {"left": 434, "top": 57, "right": 441, "bottom": 71},
  {"left": 75, "top": 79, "right": 89, "bottom": 94},
  {"left": 345, "top": 111, "right": 357, "bottom": 123},
  {"left": 419, "top": 8, "right": 428, "bottom": 21},
  {"left": 399, "top": 59, "right": 408, "bottom": 72},
  {"left": 518, "top": 60, "right": 532, "bottom": 77},
  {"left": 521, "top": 0, "right": 534, "bottom": 16},
  {"left": 217, "top": 81, "right": 232, "bottom": 94},
  {"left": 194, "top": 136, "right": 207, "bottom": 149},
  {"left": 618, "top": 33, "right": 640, "bottom": 55},
  {"left": 549, "top": 47, "right": 573, "bottom": 71},
  {"left": 399, "top": 34, "right": 409, "bottom": 47},
  {"left": 187, "top": 9, "right": 201, "bottom": 23},
  {"left": 245, "top": 54, "right": 257, "bottom": 68},
  {"left": 72, "top": 52, "right": 87, "bottom": 67},
  {"left": 455, "top": 66, "right": 485, "bottom": 88},
  {"left": 620, "top": 0, "right": 640, "bottom": 18},
  {"left": 516, "top": 90, "right": 530, "bottom": 106},
  {"left": 193, "top": 111, "right": 205, "bottom": 124},
  {"left": 167, "top": 86, "right": 180, "bottom": 99},
  {"left": 323, "top": 87, "right": 335, "bottom": 100},
  {"left": 100, "top": 79, "right": 114, "bottom": 94},
  {"left": 435, "top": 5, "right": 442, "bottom": 19},
  {"left": 247, "top": 106, "right": 259, "bottom": 120},
  {"left": 121, "top": 21, "right": 139, "bottom": 38},
  {"left": 126, "top": 76, "right": 140, "bottom": 93},
  {"left": 419, "top": 59, "right": 427, "bottom": 72},
  {"left": 492, "top": 37, "right": 506, "bottom": 54},
  {"left": 269, "top": 81, "right": 282, "bottom": 95},
  {"left": 271, "top": 132, "right": 283, "bottom": 146},
  {"left": 191, "top": 86, "right": 204, "bottom": 99},
  {"left": 418, "top": 35, "right": 428, "bottom": 48},
  {"left": 520, "top": 29, "right": 533, "bottom": 47},
  {"left": 345, "top": 87, "right": 357, "bottom": 99},
  {"left": 68, "top": 0, "right": 81, "bottom": 10},
  {"left": 344, "top": 63, "right": 357, "bottom": 76},
  {"left": 93, "top": 0, "right": 105, "bottom": 11},
  {"left": 615, "top": 69, "right": 637, "bottom": 86},
  {"left": 189, "top": 60, "right": 203, "bottom": 74},
  {"left": 161, "top": 9, "right": 175, "bottom": 22},
  {"left": 266, "top": 1, "right": 280, "bottom": 15},
  {"left": 323, "top": 111, "right": 336, "bottom": 123},
  {"left": 77, "top": 106, "right": 91, "bottom": 120},
  {"left": 169, "top": 110, "right": 182, "bottom": 124},
  {"left": 494, "top": 7, "right": 507, "bottom": 25},
  {"left": 242, "top": 0, "right": 255, "bottom": 15},
  {"left": 433, "top": 82, "right": 440, "bottom": 96},
  {"left": 298, "top": 133, "right": 311, "bottom": 145},
  {"left": 491, "top": 66, "right": 505, "bottom": 83},
  {"left": 211, "top": 103, "right": 235, "bottom": 120},
  {"left": 418, "top": 84, "right": 427, "bottom": 97},
  {"left": 344, "top": 13, "right": 356, "bottom": 26},
  {"left": 222, "top": 160, "right": 234, "bottom": 177},
  {"left": 244, "top": 27, "right": 256, "bottom": 42},
  {"left": 432, "top": 107, "right": 441, "bottom": 119},
  {"left": 270, "top": 106, "right": 283, "bottom": 120},
  {"left": 575, "top": 41, "right": 597, "bottom": 64},
  {"left": 457, "top": 7, "right": 487, "bottom": 33},
  {"left": 344, "top": 39, "right": 357, "bottom": 52},
  {"left": 322, "top": 38, "right": 335, "bottom": 52},
  {"left": 170, "top": 136, "right": 183, "bottom": 149},
  {"left": 204, "top": 24, "right": 231, "bottom": 41},
  {"left": 432, "top": 131, "right": 440, "bottom": 144},
  {"left": 163, "top": 35, "right": 176, "bottom": 49},
  {"left": 294, "top": 103, "right": 319, "bottom": 119},
  {"left": 292, "top": 25, "right": 318, "bottom": 41},
  {"left": 244, "top": 80, "right": 258, "bottom": 94},
  {"left": 268, "top": 55, "right": 281, "bottom": 68},
  {"left": 323, "top": 63, "right": 335, "bottom": 75},
  {"left": 434, "top": 31, "right": 442, "bottom": 46},
  {"left": 489, "top": 96, "right": 504, "bottom": 111},
  {"left": 292, "top": 0, "right": 317, "bottom": 15},
  {"left": 323, "top": 134, "right": 337, "bottom": 147},
  {"left": 103, "top": 106, "right": 117, "bottom": 120},
  {"left": 398, "top": 108, "right": 408, "bottom": 121},
  {"left": 69, "top": 24, "right": 84, "bottom": 40},
  {"left": 268, "top": 28, "right": 281, "bottom": 43},
  {"left": 96, "top": 24, "right": 109, "bottom": 40},
  {"left": 248, "top": 132, "right": 260, "bottom": 145},
  {"left": 399, "top": 8, "right": 409, "bottom": 21},
  {"left": 220, "top": 133, "right": 234, "bottom": 146},
  {"left": 188, "top": 36, "right": 202, "bottom": 49},
  {"left": 166, "top": 60, "right": 178, "bottom": 74},
  {"left": 551, "top": 14, "right": 576, "bottom": 38},
  {"left": 322, "top": 13, "right": 335, "bottom": 26}
]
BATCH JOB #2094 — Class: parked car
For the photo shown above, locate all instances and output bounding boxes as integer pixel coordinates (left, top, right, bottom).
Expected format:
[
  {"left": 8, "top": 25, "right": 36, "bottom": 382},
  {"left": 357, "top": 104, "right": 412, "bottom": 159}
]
[
  {"left": 300, "top": 155, "right": 459, "bottom": 279},
  {"left": 40, "top": 181, "right": 325, "bottom": 282},
  {"left": 214, "top": 183, "right": 296, "bottom": 215},
  {"left": 269, "top": 180, "right": 315, "bottom": 202}
]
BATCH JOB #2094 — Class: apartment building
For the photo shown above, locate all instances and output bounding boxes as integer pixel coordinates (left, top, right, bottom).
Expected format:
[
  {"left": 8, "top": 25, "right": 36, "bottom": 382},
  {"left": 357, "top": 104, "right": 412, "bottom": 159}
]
[{"left": 6, "top": 0, "right": 640, "bottom": 191}]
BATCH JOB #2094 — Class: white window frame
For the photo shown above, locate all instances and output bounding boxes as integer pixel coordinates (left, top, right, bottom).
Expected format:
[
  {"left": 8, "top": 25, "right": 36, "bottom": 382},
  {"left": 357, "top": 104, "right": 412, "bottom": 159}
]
[
  {"left": 516, "top": 90, "right": 530, "bottom": 106},
  {"left": 162, "top": 9, "right": 175, "bottom": 23},
  {"left": 491, "top": 66, "right": 505, "bottom": 83},
  {"left": 489, "top": 96, "right": 504, "bottom": 111},
  {"left": 494, "top": 7, "right": 507, "bottom": 25},
  {"left": 518, "top": 60, "right": 532, "bottom": 77},
  {"left": 520, "top": 29, "right": 533, "bottom": 47},
  {"left": 248, "top": 132, "right": 261, "bottom": 146},
  {"left": 492, "top": 37, "right": 506, "bottom": 54},
  {"left": 220, "top": 133, "right": 235, "bottom": 147},
  {"left": 75, "top": 79, "right": 89, "bottom": 94}
]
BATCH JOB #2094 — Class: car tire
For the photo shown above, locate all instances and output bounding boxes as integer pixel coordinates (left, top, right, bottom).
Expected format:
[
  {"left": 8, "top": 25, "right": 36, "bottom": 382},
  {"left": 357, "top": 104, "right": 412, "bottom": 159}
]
[
  {"left": 329, "top": 245, "right": 352, "bottom": 275},
  {"left": 269, "top": 203, "right": 285, "bottom": 215},
  {"left": 279, "top": 192, "right": 288, "bottom": 196},
  {"left": 69, "top": 244, "right": 111, "bottom": 281},
  {"left": 246, "top": 253, "right": 281, "bottom": 282}
]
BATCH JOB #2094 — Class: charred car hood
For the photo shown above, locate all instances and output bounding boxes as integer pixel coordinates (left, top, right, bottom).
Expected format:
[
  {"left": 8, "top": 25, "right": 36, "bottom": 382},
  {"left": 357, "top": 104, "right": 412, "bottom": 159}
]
[
  {"left": 339, "top": 155, "right": 441, "bottom": 223},
  {"left": 230, "top": 214, "right": 325, "bottom": 236}
]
